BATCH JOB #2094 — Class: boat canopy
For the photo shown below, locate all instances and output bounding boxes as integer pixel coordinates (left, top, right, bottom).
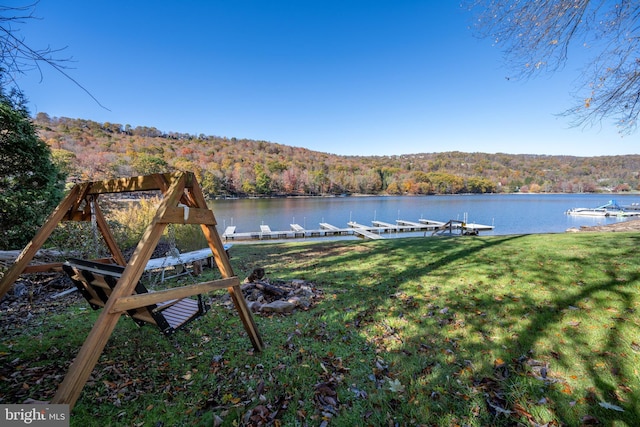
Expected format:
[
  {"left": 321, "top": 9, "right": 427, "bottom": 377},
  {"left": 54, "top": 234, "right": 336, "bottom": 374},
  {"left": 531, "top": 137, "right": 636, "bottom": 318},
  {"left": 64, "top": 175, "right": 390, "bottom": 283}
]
[{"left": 597, "top": 200, "right": 622, "bottom": 210}]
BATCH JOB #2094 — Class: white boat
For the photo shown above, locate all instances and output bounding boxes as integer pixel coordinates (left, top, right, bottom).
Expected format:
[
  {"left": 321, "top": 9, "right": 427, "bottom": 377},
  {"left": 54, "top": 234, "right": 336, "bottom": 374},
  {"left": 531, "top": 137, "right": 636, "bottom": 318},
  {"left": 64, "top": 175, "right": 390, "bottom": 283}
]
[
  {"left": 565, "top": 200, "right": 640, "bottom": 217},
  {"left": 565, "top": 207, "right": 610, "bottom": 217}
]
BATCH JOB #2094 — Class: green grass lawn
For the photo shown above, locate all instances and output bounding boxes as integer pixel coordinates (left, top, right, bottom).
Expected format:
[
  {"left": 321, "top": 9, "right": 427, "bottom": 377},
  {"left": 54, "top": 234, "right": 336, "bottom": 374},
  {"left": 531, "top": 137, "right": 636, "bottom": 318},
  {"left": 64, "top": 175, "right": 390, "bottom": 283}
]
[{"left": 2, "top": 232, "right": 640, "bottom": 426}]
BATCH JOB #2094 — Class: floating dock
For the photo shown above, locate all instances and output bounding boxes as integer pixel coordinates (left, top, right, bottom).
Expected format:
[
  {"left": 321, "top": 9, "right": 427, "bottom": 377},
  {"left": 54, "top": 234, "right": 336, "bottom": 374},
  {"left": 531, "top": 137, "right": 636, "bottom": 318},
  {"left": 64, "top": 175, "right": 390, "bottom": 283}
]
[
  {"left": 348, "top": 221, "right": 385, "bottom": 239},
  {"left": 428, "top": 219, "right": 495, "bottom": 236},
  {"left": 222, "top": 217, "right": 494, "bottom": 241}
]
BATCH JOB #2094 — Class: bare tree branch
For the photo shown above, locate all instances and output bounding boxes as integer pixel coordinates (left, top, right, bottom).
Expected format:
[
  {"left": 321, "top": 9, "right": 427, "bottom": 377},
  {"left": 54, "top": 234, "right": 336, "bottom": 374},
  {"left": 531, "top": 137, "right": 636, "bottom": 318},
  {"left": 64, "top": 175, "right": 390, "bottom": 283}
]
[
  {"left": 0, "top": 2, "right": 109, "bottom": 110},
  {"left": 467, "top": 0, "right": 640, "bottom": 134}
]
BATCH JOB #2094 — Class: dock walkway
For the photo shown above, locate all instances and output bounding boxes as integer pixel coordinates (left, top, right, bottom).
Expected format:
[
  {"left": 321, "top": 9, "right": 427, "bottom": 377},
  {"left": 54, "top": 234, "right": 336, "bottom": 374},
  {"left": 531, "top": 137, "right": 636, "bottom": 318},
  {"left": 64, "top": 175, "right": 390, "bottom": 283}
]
[
  {"left": 417, "top": 219, "right": 446, "bottom": 229},
  {"left": 371, "top": 220, "right": 399, "bottom": 231},
  {"left": 431, "top": 220, "right": 494, "bottom": 235},
  {"left": 319, "top": 223, "right": 352, "bottom": 235},
  {"left": 290, "top": 223, "right": 306, "bottom": 237},
  {"left": 216, "top": 217, "right": 493, "bottom": 241},
  {"left": 347, "top": 221, "right": 385, "bottom": 240}
]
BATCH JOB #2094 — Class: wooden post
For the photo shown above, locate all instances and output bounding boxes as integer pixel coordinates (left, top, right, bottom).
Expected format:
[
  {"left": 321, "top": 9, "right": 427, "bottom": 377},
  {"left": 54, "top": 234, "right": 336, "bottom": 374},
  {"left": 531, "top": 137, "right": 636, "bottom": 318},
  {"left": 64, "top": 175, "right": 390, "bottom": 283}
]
[
  {"left": 92, "top": 196, "right": 126, "bottom": 266},
  {"left": 188, "top": 176, "right": 264, "bottom": 351}
]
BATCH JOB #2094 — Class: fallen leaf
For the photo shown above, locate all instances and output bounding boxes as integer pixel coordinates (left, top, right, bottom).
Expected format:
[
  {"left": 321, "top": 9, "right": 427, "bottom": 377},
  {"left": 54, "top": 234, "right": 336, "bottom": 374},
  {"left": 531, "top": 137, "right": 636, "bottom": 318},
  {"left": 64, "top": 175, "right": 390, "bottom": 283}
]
[
  {"left": 599, "top": 401, "right": 624, "bottom": 412},
  {"left": 618, "top": 384, "right": 632, "bottom": 393},
  {"left": 387, "top": 378, "right": 405, "bottom": 393}
]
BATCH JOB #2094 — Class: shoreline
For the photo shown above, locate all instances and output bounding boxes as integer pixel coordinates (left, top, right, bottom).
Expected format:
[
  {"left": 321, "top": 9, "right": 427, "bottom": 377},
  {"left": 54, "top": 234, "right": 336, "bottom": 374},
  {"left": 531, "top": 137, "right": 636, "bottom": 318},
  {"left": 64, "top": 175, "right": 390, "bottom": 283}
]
[{"left": 567, "top": 218, "right": 640, "bottom": 232}]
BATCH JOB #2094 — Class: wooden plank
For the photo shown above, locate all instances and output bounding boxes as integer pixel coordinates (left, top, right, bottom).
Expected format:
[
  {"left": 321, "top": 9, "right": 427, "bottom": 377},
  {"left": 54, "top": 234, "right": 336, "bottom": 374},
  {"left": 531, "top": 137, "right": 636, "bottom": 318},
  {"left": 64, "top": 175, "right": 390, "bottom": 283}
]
[
  {"left": 110, "top": 277, "right": 239, "bottom": 313},
  {"left": 130, "top": 311, "right": 156, "bottom": 325},
  {"left": 22, "top": 263, "right": 64, "bottom": 273},
  {"left": 159, "top": 206, "right": 216, "bottom": 225},
  {"left": 85, "top": 172, "right": 183, "bottom": 195},
  {"left": 87, "top": 276, "right": 112, "bottom": 290},
  {"left": 86, "top": 297, "right": 104, "bottom": 307}
]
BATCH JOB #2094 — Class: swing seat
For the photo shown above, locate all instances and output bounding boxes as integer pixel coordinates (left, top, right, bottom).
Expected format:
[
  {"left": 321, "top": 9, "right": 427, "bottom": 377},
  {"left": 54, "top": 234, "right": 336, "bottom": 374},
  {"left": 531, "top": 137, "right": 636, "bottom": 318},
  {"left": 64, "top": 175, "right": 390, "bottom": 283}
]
[{"left": 63, "top": 258, "right": 209, "bottom": 335}]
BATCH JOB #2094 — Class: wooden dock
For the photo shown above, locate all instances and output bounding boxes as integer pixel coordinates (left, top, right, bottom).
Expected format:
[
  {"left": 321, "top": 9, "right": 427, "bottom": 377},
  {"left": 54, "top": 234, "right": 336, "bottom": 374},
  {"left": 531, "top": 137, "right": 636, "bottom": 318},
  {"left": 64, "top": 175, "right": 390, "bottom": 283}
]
[{"left": 218, "top": 217, "right": 494, "bottom": 241}]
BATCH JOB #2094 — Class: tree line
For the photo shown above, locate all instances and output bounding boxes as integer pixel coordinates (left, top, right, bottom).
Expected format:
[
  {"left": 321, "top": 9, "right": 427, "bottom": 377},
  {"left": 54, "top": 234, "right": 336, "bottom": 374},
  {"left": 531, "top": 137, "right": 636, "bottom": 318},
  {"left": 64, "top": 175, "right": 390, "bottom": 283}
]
[{"left": 36, "top": 113, "right": 640, "bottom": 198}]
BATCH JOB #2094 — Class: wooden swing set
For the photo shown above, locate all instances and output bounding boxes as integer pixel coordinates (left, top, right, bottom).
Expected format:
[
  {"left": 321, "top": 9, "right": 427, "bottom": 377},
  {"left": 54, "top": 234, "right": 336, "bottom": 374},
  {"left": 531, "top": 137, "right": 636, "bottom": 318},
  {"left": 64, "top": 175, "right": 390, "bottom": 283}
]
[{"left": 0, "top": 172, "right": 263, "bottom": 410}]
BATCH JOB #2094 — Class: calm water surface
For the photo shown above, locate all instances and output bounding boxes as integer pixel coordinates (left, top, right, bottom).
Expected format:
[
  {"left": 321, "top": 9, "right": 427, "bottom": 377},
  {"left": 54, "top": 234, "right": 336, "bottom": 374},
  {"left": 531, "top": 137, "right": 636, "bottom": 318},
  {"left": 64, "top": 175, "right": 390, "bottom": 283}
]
[{"left": 208, "top": 194, "right": 640, "bottom": 238}]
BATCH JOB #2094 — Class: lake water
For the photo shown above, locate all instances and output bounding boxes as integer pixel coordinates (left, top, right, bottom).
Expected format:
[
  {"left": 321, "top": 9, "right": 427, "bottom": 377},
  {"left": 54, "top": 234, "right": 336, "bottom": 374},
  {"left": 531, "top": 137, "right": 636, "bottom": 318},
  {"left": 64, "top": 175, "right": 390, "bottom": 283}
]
[{"left": 208, "top": 193, "right": 640, "bottom": 238}]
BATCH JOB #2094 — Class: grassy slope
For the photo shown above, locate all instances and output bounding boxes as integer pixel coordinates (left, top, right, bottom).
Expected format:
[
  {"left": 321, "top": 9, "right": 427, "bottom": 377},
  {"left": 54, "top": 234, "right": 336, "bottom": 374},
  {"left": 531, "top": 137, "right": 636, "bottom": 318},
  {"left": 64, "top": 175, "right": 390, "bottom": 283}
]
[{"left": 2, "top": 232, "right": 639, "bottom": 426}]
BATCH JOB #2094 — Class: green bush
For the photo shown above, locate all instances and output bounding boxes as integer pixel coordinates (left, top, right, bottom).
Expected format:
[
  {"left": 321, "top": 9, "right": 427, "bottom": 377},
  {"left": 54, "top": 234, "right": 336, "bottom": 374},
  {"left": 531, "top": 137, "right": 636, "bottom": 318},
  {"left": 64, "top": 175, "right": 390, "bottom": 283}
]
[{"left": 0, "top": 91, "right": 64, "bottom": 250}]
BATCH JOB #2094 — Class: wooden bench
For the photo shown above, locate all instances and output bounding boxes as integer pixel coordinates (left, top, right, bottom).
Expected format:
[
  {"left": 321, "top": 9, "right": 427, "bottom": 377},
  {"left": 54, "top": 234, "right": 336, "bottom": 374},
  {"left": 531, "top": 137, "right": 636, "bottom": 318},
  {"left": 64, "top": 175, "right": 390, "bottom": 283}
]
[{"left": 63, "top": 258, "right": 208, "bottom": 335}]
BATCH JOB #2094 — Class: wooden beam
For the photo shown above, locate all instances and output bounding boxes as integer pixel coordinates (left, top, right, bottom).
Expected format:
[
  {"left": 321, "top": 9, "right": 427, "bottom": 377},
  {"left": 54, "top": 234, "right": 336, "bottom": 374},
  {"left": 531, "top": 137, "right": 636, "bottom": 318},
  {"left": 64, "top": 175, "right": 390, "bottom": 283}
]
[
  {"left": 110, "top": 277, "right": 239, "bottom": 313},
  {"left": 92, "top": 197, "right": 126, "bottom": 266},
  {"left": 52, "top": 173, "right": 188, "bottom": 409},
  {"left": 0, "top": 185, "right": 83, "bottom": 300},
  {"left": 85, "top": 172, "right": 186, "bottom": 195},
  {"left": 62, "top": 183, "right": 93, "bottom": 222},
  {"left": 23, "top": 263, "right": 64, "bottom": 273},
  {"left": 152, "top": 173, "right": 172, "bottom": 194},
  {"left": 160, "top": 206, "right": 216, "bottom": 225},
  {"left": 188, "top": 180, "right": 264, "bottom": 351},
  {"left": 227, "top": 283, "right": 264, "bottom": 351}
]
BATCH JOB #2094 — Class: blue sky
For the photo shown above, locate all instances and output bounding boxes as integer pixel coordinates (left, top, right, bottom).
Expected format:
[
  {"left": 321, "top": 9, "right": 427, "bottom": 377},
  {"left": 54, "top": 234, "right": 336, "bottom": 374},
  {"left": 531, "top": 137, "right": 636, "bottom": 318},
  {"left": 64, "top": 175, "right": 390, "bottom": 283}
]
[{"left": 14, "top": 1, "right": 638, "bottom": 157}]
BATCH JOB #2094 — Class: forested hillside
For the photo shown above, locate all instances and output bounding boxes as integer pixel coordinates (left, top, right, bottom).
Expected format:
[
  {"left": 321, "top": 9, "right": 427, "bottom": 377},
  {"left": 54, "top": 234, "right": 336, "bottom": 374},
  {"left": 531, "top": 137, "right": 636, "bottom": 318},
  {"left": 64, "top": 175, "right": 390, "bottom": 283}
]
[{"left": 35, "top": 113, "right": 640, "bottom": 197}]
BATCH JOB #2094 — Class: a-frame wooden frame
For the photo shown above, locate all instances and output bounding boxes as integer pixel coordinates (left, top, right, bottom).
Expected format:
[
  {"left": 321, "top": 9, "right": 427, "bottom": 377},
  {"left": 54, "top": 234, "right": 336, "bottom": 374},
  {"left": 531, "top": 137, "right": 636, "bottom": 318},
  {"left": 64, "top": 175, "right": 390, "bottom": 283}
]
[{"left": 0, "top": 172, "right": 263, "bottom": 409}]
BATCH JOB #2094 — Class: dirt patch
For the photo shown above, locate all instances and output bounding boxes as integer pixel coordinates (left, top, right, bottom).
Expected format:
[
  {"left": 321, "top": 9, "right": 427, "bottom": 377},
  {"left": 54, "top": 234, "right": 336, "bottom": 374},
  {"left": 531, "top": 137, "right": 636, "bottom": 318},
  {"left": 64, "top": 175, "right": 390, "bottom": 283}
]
[{"left": 0, "top": 273, "right": 80, "bottom": 337}]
